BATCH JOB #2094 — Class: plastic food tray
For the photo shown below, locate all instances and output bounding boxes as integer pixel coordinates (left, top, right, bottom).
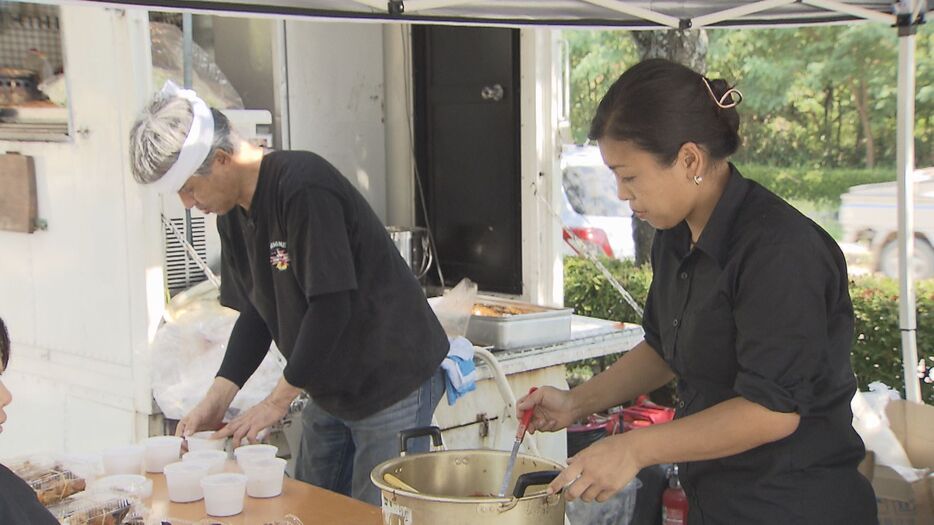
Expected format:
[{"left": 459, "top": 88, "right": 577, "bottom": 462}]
[{"left": 466, "top": 296, "right": 573, "bottom": 350}]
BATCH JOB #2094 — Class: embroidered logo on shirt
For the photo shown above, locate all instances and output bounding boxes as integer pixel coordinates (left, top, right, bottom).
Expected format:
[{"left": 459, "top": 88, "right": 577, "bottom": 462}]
[{"left": 269, "top": 241, "right": 290, "bottom": 271}]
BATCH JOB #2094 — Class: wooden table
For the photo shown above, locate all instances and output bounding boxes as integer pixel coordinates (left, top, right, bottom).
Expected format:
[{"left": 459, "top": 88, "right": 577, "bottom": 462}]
[{"left": 146, "top": 462, "right": 381, "bottom": 524}]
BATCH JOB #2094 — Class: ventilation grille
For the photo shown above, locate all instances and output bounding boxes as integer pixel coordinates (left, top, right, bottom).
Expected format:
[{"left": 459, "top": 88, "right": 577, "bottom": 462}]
[{"left": 163, "top": 216, "right": 208, "bottom": 296}]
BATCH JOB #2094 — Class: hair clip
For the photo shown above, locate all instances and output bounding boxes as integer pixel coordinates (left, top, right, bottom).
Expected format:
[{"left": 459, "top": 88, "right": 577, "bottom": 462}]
[{"left": 702, "top": 77, "right": 743, "bottom": 109}]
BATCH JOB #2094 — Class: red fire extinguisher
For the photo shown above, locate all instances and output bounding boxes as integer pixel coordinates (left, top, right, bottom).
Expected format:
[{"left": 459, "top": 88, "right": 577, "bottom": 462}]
[{"left": 662, "top": 465, "right": 689, "bottom": 525}]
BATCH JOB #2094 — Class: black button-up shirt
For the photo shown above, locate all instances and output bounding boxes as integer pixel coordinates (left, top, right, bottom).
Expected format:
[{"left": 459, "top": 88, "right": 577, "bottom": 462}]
[{"left": 643, "top": 165, "right": 877, "bottom": 524}]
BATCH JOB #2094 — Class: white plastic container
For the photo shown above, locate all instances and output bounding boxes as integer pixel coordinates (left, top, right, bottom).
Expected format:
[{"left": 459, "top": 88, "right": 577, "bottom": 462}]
[
  {"left": 183, "top": 450, "right": 227, "bottom": 475},
  {"left": 91, "top": 474, "right": 154, "bottom": 499},
  {"left": 186, "top": 431, "right": 227, "bottom": 452},
  {"left": 60, "top": 453, "right": 103, "bottom": 484},
  {"left": 240, "top": 456, "right": 287, "bottom": 498},
  {"left": 143, "top": 436, "right": 183, "bottom": 473},
  {"left": 201, "top": 473, "right": 248, "bottom": 517},
  {"left": 164, "top": 461, "right": 210, "bottom": 503},
  {"left": 101, "top": 445, "right": 145, "bottom": 475},
  {"left": 233, "top": 444, "right": 278, "bottom": 470}
]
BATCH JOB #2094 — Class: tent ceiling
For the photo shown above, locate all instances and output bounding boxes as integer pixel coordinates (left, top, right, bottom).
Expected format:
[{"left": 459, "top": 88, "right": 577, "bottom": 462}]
[{"left": 91, "top": 0, "right": 931, "bottom": 28}]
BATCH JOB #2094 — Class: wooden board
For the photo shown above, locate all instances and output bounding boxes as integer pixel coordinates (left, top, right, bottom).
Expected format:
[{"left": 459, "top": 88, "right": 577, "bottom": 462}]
[
  {"left": 146, "top": 462, "right": 382, "bottom": 524},
  {"left": 0, "top": 153, "right": 37, "bottom": 233}
]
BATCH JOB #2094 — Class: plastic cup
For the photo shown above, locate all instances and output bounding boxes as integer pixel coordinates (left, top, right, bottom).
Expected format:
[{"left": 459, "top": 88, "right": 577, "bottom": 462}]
[
  {"left": 201, "top": 473, "right": 248, "bottom": 517},
  {"left": 183, "top": 450, "right": 227, "bottom": 475},
  {"left": 143, "top": 436, "right": 183, "bottom": 473},
  {"left": 92, "top": 474, "right": 153, "bottom": 499},
  {"left": 233, "top": 444, "right": 278, "bottom": 470},
  {"left": 187, "top": 431, "right": 227, "bottom": 452},
  {"left": 240, "top": 456, "right": 287, "bottom": 498},
  {"left": 164, "top": 461, "right": 210, "bottom": 503},
  {"left": 101, "top": 445, "right": 145, "bottom": 475}
]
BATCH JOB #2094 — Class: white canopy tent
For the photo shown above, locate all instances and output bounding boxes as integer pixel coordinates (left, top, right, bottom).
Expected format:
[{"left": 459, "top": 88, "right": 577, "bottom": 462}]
[{"left": 90, "top": 0, "right": 931, "bottom": 401}]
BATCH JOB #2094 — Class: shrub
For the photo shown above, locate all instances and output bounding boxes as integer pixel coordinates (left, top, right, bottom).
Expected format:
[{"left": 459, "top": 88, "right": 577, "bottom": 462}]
[
  {"left": 850, "top": 275, "right": 934, "bottom": 403},
  {"left": 736, "top": 164, "right": 894, "bottom": 205},
  {"left": 564, "top": 257, "right": 934, "bottom": 404}
]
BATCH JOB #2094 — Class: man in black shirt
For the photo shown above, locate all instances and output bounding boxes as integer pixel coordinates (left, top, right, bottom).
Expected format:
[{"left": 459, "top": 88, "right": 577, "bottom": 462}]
[
  {"left": 518, "top": 60, "right": 876, "bottom": 524},
  {"left": 129, "top": 82, "right": 448, "bottom": 505}
]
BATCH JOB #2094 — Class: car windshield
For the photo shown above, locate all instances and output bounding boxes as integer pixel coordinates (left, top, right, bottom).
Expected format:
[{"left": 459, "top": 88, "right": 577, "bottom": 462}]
[{"left": 563, "top": 165, "right": 630, "bottom": 217}]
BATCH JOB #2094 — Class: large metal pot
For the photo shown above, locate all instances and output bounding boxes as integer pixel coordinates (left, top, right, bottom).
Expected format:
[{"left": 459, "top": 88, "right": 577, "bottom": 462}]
[
  {"left": 386, "top": 226, "right": 433, "bottom": 279},
  {"left": 371, "top": 427, "right": 566, "bottom": 525}
]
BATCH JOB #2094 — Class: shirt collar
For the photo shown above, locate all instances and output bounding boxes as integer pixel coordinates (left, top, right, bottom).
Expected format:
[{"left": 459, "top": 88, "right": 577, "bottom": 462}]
[
  {"left": 239, "top": 153, "right": 272, "bottom": 223},
  {"left": 691, "top": 163, "right": 749, "bottom": 268}
]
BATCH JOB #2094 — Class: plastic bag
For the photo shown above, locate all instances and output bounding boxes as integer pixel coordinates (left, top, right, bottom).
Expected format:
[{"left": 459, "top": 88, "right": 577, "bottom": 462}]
[
  {"left": 150, "top": 285, "right": 284, "bottom": 422},
  {"left": 428, "top": 278, "right": 478, "bottom": 338},
  {"left": 851, "top": 384, "right": 913, "bottom": 469},
  {"left": 149, "top": 22, "right": 243, "bottom": 109}
]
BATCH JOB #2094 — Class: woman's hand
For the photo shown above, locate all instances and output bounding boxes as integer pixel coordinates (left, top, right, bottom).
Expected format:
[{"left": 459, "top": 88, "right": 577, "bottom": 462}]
[
  {"left": 549, "top": 433, "right": 642, "bottom": 503},
  {"left": 515, "top": 386, "right": 579, "bottom": 434}
]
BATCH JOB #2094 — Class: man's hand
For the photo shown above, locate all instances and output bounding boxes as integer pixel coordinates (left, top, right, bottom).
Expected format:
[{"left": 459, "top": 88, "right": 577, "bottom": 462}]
[
  {"left": 214, "top": 398, "right": 289, "bottom": 445},
  {"left": 214, "top": 375, "right": 301, "bottom": 445},
  {"left": 176, "top": 377, "right": 239, "bottom": 438}
]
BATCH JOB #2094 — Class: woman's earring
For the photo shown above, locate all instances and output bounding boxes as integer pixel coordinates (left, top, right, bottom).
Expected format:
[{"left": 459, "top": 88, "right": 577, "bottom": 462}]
[{"left": 694, "top": 175, "right": 703, "bottom": 186}]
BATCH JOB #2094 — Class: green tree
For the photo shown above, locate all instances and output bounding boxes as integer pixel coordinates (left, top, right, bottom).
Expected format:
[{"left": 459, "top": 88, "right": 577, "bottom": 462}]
[
  {"left": 565, "top": 23, "right": 933, "bottom": 170},
  {"left": 565, "top": 31, "right": 638, "bottom": 144}
]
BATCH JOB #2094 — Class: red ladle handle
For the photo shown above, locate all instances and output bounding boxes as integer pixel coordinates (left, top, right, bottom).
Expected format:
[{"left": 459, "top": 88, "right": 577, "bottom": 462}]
[{"left": 516, "top": 387, "right": 539, "bottom": 439}]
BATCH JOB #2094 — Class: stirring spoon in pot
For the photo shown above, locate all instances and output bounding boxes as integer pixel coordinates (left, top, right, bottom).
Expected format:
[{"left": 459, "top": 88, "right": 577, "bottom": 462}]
[{"left": 384, "top": 473, "right": 419, "bottom": 493}]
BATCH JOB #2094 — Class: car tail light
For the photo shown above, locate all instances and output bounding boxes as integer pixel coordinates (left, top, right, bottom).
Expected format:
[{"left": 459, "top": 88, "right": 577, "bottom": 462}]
[{"left": 564, "top": 227, "right": 614, "bottom": 258}]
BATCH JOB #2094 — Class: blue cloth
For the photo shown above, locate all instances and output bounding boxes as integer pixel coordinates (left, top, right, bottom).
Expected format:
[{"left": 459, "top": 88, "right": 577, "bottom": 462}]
[{"left": 440, "top": 337, "right": 477, "bottom": 405}]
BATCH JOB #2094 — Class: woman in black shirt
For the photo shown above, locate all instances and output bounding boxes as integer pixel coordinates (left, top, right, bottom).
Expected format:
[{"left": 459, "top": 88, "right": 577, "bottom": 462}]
[
  {"left": 0, "top": 318, "right": 59, "bottom": 524},
  {"left": 518, "top": 59, "right": 876, "bottom": 524}
]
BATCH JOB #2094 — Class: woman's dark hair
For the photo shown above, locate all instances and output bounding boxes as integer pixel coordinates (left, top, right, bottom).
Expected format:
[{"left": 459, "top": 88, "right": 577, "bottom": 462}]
[
  {"left": 589, "top": 58, "right": 741, "bottom": 165},
  {"left": 0, "top": 317, "right": 9, "bottom": 370}
]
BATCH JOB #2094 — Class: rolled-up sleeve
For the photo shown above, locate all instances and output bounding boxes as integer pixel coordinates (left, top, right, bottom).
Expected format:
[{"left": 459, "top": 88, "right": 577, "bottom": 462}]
[{"left": 732, "top": 239, "right": 834, "bottom": 416}]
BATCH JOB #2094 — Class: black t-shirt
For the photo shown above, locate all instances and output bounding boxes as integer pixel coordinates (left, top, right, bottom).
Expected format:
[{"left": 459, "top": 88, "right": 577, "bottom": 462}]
[
  {"left": 216, "top": 150, "right": 449, "bottom": 420},
  {"left": 0, "top": 464, "right": 58, "bottom": 524},
  {"left": 642, "top": 166, "right": 877, "bottom": 524}
]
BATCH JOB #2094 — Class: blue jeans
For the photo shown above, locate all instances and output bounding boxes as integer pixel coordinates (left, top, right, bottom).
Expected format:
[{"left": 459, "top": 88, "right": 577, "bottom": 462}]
[{"left": 294, "top": 370, "right": 444, "bottom": 506}]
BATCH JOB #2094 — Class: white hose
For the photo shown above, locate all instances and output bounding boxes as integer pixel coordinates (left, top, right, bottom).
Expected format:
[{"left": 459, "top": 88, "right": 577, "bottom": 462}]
[{"left": 474, "top": 347, "right": 541, "bottom": 456}]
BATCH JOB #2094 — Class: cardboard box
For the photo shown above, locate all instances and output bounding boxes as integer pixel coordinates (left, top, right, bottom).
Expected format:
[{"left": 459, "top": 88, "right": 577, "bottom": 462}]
[{"left": 866, "top": 400, "right": 934, "bottom": 525}]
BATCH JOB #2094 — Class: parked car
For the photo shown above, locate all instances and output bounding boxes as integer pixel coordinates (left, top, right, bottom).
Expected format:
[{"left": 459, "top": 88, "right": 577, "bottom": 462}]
[
  {"left": 560, "top": 145, "right": 635, "bottom": 260},
  {"left": 839, "top": 167, "right": 934, "bottom": 279}
]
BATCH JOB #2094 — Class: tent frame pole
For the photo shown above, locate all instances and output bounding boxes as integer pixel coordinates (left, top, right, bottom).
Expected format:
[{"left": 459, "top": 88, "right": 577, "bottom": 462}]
[
  {"left": 801, "top": 0, "right": 896, "bottom": 23},
  {"left": 896, "top": 6, "right": 922, "bottom": 403},
  {"left": 579, "top": 0, "right": 680, "bottom": 28},
  {"left": 692, "top": 0, "right": 797, "bottom": 28}
]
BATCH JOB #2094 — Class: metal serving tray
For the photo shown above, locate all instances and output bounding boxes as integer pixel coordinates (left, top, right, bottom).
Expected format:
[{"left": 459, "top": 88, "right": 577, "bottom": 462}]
[{"left": 466, "top": 296, "right": 573, "bottom": 350}]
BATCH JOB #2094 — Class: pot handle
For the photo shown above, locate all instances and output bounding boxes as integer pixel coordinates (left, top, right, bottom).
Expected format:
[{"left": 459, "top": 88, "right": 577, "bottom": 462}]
[
  {"left": 398, "top": 426, "right": 445, "bottom": 456},
  {"left": 512, "top": 470, "right": 560, "bottom": 499}
]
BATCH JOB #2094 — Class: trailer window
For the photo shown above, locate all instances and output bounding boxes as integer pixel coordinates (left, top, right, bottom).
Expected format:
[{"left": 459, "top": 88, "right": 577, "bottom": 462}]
[{"left": 0, "top": 1, "right": 68, "bottom": 142}]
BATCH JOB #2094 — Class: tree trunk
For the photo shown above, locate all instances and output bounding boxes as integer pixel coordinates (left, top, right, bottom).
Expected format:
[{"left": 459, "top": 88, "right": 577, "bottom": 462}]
[
  {"left": 629, "top": 30, "right": 708, "bottom": 266},
  {"left": 853, "top": 77, "right": 875, "bottom": 169},
  {"left": 823, "top": 85, "right": 833, "bottom": 162},
  {"left": 836, "top": 94, "right": 846, "bottom": 164}
]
